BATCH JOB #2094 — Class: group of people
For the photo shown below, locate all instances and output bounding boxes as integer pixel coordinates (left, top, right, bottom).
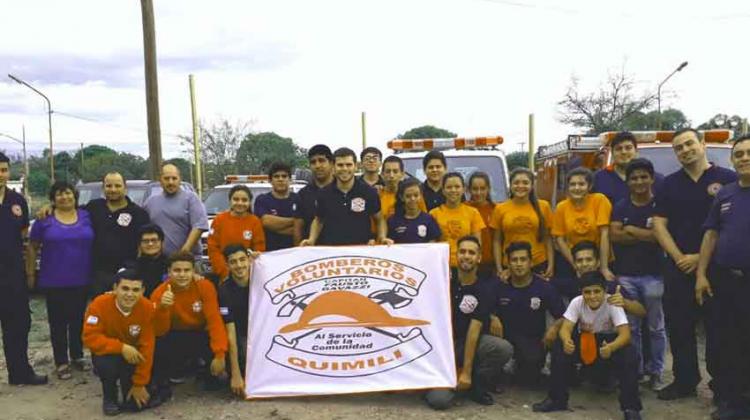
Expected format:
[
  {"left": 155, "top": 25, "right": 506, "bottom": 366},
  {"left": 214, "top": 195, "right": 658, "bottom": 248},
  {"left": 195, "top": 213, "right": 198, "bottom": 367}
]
[{"left": 0, "top": 127, "right": 748, "bottom": 420}]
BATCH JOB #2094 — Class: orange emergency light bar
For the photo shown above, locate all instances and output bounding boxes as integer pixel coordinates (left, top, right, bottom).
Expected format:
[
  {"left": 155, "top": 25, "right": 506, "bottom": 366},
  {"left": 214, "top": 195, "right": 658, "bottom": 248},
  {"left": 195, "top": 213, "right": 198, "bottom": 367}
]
[
  {"left": 388, "top": 136, "right": 504, "bottom": 152},
  {"left": 224, "top": 174, "right": 268, "bottom": 184},
  {"left": 599, "top": 129, "right": 733, "bottom": 145}
]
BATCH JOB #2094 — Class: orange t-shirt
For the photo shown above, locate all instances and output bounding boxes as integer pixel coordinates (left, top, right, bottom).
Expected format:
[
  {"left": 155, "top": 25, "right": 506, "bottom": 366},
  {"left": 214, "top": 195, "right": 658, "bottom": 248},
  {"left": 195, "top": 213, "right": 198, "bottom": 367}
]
[
  {"left": 82, "top": 294, "right": 159, "bottom": 386},
  {"left": 467, "top": 201, "right": 497, "bottom": 266},
  {"left": 429, "top": 203, "right": 486, "bottom": 267},
  {"left": 552, "top": 193, "right": 612, "bottom": 248},
  {"left": 151, "top": 278, "right": 228, "bottom": 358},
  {"left": 490, "top": 199, "right": 553, "bottom": 267},
  {"left": 207, "top": 211, "right": 266, "bottom": 279}
]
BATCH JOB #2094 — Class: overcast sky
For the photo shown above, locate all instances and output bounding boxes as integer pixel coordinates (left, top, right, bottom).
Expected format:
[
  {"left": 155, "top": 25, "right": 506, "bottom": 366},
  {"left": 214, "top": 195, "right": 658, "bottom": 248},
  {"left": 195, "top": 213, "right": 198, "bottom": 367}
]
[{"left": 0, "top": 0, "right": 748, "bottom": 159}]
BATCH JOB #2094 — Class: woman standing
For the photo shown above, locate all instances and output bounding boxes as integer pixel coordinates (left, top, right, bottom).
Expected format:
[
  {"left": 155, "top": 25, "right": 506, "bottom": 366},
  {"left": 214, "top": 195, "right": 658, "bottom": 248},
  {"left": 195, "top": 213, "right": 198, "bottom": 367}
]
[
  {"left": 490, "top": 168, "right": 554, "bottom": 280},
  {"left": 429, "top": 172, "right": 485, "bottom": 267},
  {"left": 466, "top": 172, "right": 499, "bottom": 274},
  {"left": 387, "top": 178, "right": 441, "bottom": 244},
  {"left": 207, "top": 185, "right": 266, "bottom": 280},
  {"left": 28, "top": 181, "right": 94, "bottom": 380}
]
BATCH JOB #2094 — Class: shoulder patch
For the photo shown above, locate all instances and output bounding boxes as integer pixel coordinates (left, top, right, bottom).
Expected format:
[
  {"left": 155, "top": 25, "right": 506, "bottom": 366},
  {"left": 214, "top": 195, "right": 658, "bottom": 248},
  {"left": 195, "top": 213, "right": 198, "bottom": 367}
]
[
  {"left": 220, "top": 307, "right": 229, "bottom": 315},
  {"left": 86, "top": 315, "right": 99, "bottom": 325}
]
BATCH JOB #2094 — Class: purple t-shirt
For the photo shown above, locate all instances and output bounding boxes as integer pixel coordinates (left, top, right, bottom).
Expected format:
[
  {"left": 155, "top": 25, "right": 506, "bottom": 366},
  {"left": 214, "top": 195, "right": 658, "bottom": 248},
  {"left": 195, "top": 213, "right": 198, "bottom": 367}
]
[
  {"left": 29, "top": 209, "right": 94, "bottom": 288},
  {"left": 703, "top": 182, "right": 750, "bottom": 269}
]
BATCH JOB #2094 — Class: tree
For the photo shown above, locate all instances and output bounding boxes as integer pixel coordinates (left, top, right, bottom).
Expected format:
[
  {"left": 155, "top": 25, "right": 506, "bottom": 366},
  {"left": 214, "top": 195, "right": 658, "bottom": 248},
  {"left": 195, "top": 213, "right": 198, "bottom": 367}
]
[
  {"left": 621, "top": 109, "right": 690, "bottom": 131},
  {"left": 506, "top": 151, "right": 529, "bottom": 170},
  {"left": 697, "top": 113, "right": 748, "bottom": 136},
  {"left": 235, "top": 132, "right": 308, "bottom": 175},
  {"left": 558, "top": 70, "right": 657, "bottom": 134},
  {"left": 398, "top": 125, "right": 457, "bottom": 139},
  {"left": 180, "top": 119, "right": 254, "bottom": 187}
]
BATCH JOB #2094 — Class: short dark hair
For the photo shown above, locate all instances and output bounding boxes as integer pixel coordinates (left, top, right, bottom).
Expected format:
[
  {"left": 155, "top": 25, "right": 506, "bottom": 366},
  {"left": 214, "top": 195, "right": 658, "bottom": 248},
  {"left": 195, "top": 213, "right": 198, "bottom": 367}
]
[
  {"left": 457, "top": 235, "right": 480, "bottom": 249},
  {"left": 0, "top": 152, "right": 9, "bottom": 164},
  {"left": 223, "top": 243, "right": 247, "bottom": 260},
  {"left": 610, "top": 131, "right": 638, "bottom": 150},
  {"left": 138, "top": 223, "right": 165, "bottom": 241},
  {"left": 360, "top": 147, "right": 382, "bottom": 161},
  {"left": 505, "top": 241, "right": 532, "bottom": 259},
  {"left": 102, "top": 171, "right": 127, "bottom": 186},
  {"left": 731, "top": 135, "right": 750, "bottom": 152},
  {"left": 566, "top": 167, "right": 593, "bottom": 189},
  {"left": 673, "top": 128, "right": 702, "bottom": 142},
  {"left": 167, "top": 251, "right": 195, "bottom": 268},
  {"left": 268, "top": 162, "right": 292, "bottom": 179},
  {"left": 48, "top": 181, "right": 79, "bottom": 206},
  {"left": 382, "top": 155, "right": 404, "bottom": 172},
  {"left": 442, "top": 171, "right": 465, "bottom": 189},
  {"left": 422, "top": 150, "right": 446, "bottom": 170},
  {"left": 308, "top": 144, "right": 333, "bottom": 161},
  {"left": 333, "top": 147, "right": 357, "bottom": 163},
  {"left": 229, "top": 184, "right": 253, "bottom": 202},
  {"left": 578, "top": 271, "right": 606, "bottom": 290},
  {"left": 113, "top": 269, "right": 144, "bottom": 286},
  {"left": 625, "top": 158, "right": 655, "bottom": 180},
  {"left": 571, "top": 240, "right": 599, "bottom": 260}
]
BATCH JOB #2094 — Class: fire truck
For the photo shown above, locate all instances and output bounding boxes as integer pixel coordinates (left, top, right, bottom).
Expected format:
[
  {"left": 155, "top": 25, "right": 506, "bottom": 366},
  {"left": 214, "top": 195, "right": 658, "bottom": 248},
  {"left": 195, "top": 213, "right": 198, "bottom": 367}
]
[
  {"left": 388, "top": 136, "right": 510, "bottom": 201},
  {"left": 535, "top": 129, "right": 734, "bottom": 205}
]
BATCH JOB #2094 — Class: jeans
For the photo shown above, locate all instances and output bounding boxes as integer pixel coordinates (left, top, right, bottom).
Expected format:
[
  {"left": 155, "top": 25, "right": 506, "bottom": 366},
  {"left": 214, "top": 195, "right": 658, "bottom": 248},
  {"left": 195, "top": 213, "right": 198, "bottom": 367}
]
[{"left": 618, "top": 274, "right": 666, "bottom": 377}]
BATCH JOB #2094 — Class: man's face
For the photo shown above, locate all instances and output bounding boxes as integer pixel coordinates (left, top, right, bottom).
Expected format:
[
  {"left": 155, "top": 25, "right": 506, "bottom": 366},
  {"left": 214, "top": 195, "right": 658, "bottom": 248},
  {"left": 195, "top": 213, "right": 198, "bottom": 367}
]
[
  {"left": 381, "top": 162, "right": 403, "bottom": 189},
  {"left": 574, "top": 249, "right": 600, "bottom": 275},
  {"left": 0, "top": 162, "right": 9, "bottom": 190},
  {"left": 425, "top": 159, "right": 446, "bottom": 185},
  {"left": 672, "top": 132, "right": 705, "bottom": 167},
  {"left": 270, "top": 171, "right": 290, "bottom": 195},
  {"left": 361, "top": 152, "right": 381, "bottom": 174},
  {"left": 309, "top": 154, "right": 333, "bottom": 183},
  {"left": 169, "top": 261, "right": 194, "bottom": 288},
  {"left": 612, "top": 141, "right": 637, "bottom": 167},
  {"left": 457, "top": 240, "right": 481, "bottom": 273},
  {"left": 114, "top": 279, "right": 144, "bottom": 312},
  {"left": 627, "top": 169, "right": 654, "bottom": 196},
  {"left": 334, "top": 155, "right": 356, "bottom": 184},
  {"left": 227, "top": 250, "right": 250, "bottom": 286},
  {"left": 103, "top": 173, "right": 126, "bottom": 202},
  {"left": 581, "top": 284, "right": 605, "bottom": 310},
  {"left": 160, "top": 165, "right": 181, "bottom": 195},
  {"left": 731, "top": 141, "right": 750, "bottom": 178},
  {"left": 508, "top": 249, "right": 532, "bottom": 280},
  {"left": 139, "top": 233, "right": 162, "bottom": 257}
]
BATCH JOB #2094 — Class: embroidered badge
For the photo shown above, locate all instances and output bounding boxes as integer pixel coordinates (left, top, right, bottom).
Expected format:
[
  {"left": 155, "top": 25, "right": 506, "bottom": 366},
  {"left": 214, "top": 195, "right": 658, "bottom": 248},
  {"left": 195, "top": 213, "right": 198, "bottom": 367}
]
[
  {"left": 351, "top": 197, "right": 366, "bottom": 213},
  {"left": 530, "top": 297, "right": 541, "bottom": 310},
  {"left": 11, "top": 204, "right": 22, "bottom": 217},
  {"left": 117, "top": 213, "right": 132, "bottom": 227},
  {"left": 707, "top": 183, "right": 723, "bottom": 196},
  {"left": 128, "top": 324, "right": 141, "bottom": 337},
  {"left": 192, "top": 301, "right": 203, "bottom": 313},
  {"left": 243, "top": 230, "right": 253, "bottom": 240},
  {"left": 417, "top": 224, "right": 427, "bottom": 238},
  {"left": 459, "top": 295, "right": 479, "bottom": 314},
  {"left": 220, "top": 307, "right": 229, "bottom": 315},
  {"left": 86, "top": 315, "right": 99, "bottom": 325}
]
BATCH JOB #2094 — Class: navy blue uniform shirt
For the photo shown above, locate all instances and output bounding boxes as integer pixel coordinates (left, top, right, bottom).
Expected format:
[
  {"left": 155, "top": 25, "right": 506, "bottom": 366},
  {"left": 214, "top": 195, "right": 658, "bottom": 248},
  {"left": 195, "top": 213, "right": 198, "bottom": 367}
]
[
  {"left": 315, "top": 178, "right": 381, "bottom": 245},
  {"left": 421, "top": 181, "right": 445, "bottom": 211},
  {"left": 296, "top": 182, "right": 326, "bottom": 241},
  {"left": 254, "top": 192, "right": 299, "bottom": 251},
  {"left": 218, "top": 278, "right": 250, "bottom": 338},
  {"left": 495, "top": 275, "right": 565, "bottom": 340},
  {"left": 611, "top": 198, "right": 662, "bottom": 276},
  {"left": 450, "top": 269, "right": 495, "bottom": 355},
  {"left": 593, "top": 168, "right": 664, "bottom": 206},
  {"left": 387, "top": 211, "right": 441, "bottom": 244},
  {"left": 86, "top": 197, "right": 150, "bottom": 273},
  {"left": 0, "top": 188, "right": 29, "bottom": 283},
  {"left": 654, "top": 164, "right": 737, "bottom": 254},
  {"left": 703, "top": 181, "right": 750, "bottom": 269}
]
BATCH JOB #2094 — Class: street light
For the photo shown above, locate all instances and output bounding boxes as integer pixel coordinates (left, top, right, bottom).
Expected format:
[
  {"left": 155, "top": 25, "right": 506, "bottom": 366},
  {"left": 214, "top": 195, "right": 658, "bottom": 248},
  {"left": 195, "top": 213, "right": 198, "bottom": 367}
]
[
  {"left": 657, "top": 61, "right": 689, "bottom": 130},
  {"left": 0, "top": 127, "right": 29, "bottom": 198},
  {"left": 8, "top": 73, "right": 55, "bottom": 183}
]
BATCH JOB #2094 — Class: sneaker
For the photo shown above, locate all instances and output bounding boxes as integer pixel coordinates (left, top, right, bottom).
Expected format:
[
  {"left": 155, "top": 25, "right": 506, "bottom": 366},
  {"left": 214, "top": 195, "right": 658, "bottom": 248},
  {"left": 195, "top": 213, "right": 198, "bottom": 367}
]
[
  {"left": 71, "top": 358, "right": 92, "bottom": 372},
  {"left": 532, "top": 398, "right": 569, "bottom": 412},
  {"left": 623, "top": 409, "right": 642, "bottom": 420},
  {"left": 638, "top": 374, "right": 651, "bottom": 385},
  {"left": 657, "top": 382, "right": 697, "bottom": 401},
  {"left": 102, "top": 398, "right": 121, "bottom": 416},
  {"left": 168, "top": 376, "right": 187, "bottom": 385},
  {"left": 650, "top": 374, "right": 666, "bottom": 391}
]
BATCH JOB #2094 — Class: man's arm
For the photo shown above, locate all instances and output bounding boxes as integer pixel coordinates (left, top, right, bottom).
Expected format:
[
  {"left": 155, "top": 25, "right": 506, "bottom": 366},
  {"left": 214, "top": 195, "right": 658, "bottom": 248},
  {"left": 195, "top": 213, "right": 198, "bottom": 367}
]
[
  {"left": 610, "top": 221, "right": 638, "bottom": 244},
  {"left": 623, "top": 225, "right": 657, "bottom": 243},
  {"left": 543, "top": 318, "right": 563, "bottom": 348},
  {"left": 558, "top": 319, "right": 576, "bottom": 354},
  {"left": 225, "top": 322, "right": 244, "bottom": 396},
  {"left": 600, "top": 324, "right": 631, "bottom": 359},
  {"left": 300, "top": 217, "right": 323, "bottom": 246},
  {"left": 695, "top": 230, "right": 718, "bottom": 306},
  {"left": 599, "top": 226, "right": 615, "bottom": 281},
  {"left": 293, "top": 218, "right": 304, "bottom": 246},
  {"left": 26, "top": 240, "right": 39, "bottom": 289},
  {"left": 374, "top": 212, "right": 393, "bottom": 245},
  {"left": 458, "top": 319, "right": 483, "bottom": 390},
  {"left": 652, "top": 216, "right": 684, "bottom": 262},
  {"left": 181, "top": 228, "right": 204, "bottom": 253},
  {"left": 260, "top": 215, "right": 295, "bottom": 235}
]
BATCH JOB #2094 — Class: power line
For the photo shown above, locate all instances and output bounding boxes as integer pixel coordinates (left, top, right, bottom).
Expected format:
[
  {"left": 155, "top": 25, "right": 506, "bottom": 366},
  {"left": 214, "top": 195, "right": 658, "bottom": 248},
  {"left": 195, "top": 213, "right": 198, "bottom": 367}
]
[{"left": 53, "top": 110, "right": 184, "bottom": 138}]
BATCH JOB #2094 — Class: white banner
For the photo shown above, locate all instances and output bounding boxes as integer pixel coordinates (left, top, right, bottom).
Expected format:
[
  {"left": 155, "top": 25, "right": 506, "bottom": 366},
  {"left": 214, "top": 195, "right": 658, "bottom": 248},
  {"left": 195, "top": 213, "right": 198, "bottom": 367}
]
[{"left": 245, "top": 243, "right": 455, "bottom": 398}]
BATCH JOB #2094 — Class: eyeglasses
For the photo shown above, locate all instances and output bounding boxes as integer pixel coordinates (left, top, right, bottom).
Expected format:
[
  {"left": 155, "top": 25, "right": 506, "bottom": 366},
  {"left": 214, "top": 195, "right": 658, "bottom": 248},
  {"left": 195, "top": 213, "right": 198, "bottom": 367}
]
[{"left": 140, "top": 238, "right": 161, "bottom": 244}]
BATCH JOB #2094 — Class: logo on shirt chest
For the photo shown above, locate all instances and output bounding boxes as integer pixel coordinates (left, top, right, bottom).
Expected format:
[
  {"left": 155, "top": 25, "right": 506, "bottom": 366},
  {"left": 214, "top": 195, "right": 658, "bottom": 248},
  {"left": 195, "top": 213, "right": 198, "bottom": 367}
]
[
  {"left": 417, "top": 224, "right": 427, "bottom": 238},
  {"left": 11, "top": 204, "right": 22, "bottom": 217},
  {"left": 707, "top": 183, "right": 723, "bottom": 196},
  {"left": 573, "top": 217, "right": 591, "bottom": 235},
  {"left": 192, "top": 300, "right": 203, "bottom": 313},
  {"left": 459, "top": 294, "right": 479, "bottom": 314},
  {"left": 117, "top": 213, "right": 132, "bottom": 227},
  {"left": 243, "top": 230, "right": 253, "bottom": 240},
  {"left": 128, "top": 324, "right": 141, "bottom": 337},
  {"left": 351, "top": 197, "right": 366, "bottom": 213},
  {"left": 530, "top": 297, "right": 541, "bottom": 310},
  {"left": 721, "top": 202, "right": 732, "bottom": 214}
]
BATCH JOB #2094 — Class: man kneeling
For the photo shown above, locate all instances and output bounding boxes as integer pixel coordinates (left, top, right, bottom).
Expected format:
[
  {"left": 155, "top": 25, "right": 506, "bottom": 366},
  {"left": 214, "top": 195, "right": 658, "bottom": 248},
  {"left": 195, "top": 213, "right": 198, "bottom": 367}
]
[
  {"left": 82, "top": 269, "right": 163, "bottom": 415},
  {"left": 533, "top": 271, "right": 643, "bottom": 420}
]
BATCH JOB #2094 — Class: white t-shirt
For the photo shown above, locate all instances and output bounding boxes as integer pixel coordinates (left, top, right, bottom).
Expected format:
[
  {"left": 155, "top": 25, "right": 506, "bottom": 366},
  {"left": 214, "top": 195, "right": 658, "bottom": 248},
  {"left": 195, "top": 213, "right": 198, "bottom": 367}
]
[{"left": 563, "top": 295, "right": 628, "bottom": 334}]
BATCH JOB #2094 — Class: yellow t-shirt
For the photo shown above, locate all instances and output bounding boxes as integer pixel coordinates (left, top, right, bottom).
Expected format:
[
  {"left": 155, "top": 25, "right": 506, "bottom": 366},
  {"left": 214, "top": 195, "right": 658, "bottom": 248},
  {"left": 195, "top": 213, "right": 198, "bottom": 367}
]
[
  {"left": 467, "top": 201, "right": 497, "bottom": 267},
  {"left": 429, "top": 203, "right": 486, "bottom": 267},
  {"left": 552, "top": 193, "right": 612, "bottom": 248},
  {"left": 489, "top": 199, "right": 553, "bottom": 267}
]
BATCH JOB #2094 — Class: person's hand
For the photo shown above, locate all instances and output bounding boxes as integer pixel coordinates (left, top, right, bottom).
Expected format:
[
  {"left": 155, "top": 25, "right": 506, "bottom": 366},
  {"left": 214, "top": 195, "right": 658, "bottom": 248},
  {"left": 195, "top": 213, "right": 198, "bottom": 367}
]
[
  {"left": 379, "top": 237, "right": 394, "bottom": 246},
  {"left": 498, "top": 268, "right": 510, "bottom": 283},
  {"left": 677, "top": 254, "right": 700, "bottom": 274},
  {"left": 248, "top": 250, "right": 261, "bottom": 260},
  {"left": 563, "top": 337, "right": 575, "bottom": 355},
  {"left": 121, "top": 344, "right": 145, "bottom": 364},
  {"left": 35, "top": 204, "right": 53, "bottom": 220},
  {"left": 231, "top": 373, "right": 245, "bottom": 397},
  {"left": 607, "top": 285, "right": 625, "bottom": 308},
  {"left": 600, "top": 340, "right": 613, "bottom": 359},
  {"left": 160, "top": 284, "right": 174, "bottom": 309},
  {"left": 26, "top": 272, "right": 35, "bottom": 290},
  {"left": 542, "top": 264, "right": 554, "bottom": 280},
  {"left": 127, "top": 385, "right": 150, "bottom": 408},
  {"left": 695, "top": 274, "right": 713, "bottom": 306},
  {"left": 210, "top": 356, "right": 226, "bottom": 377},
  {"left": 601, "top": 267, "right": 616, "bottom": 281},
  {"left": 456, "top": 368, "right": 472, "bottom": 391},
  {"left": 543, "top": 328, "right": 558, "bottom": 348},
  {"left": 299, "top": 239, "right": 314, "bottom": 247},
  {"left": 367, "top": 239, "right": 376, "bottom": 246},
  {"left": 489, "top": 316, "right": 504, "bottom": 338}
]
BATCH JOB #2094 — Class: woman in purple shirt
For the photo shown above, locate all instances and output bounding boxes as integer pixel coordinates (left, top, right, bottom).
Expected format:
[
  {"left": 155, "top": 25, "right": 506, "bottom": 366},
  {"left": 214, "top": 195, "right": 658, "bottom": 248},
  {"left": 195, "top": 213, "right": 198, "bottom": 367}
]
[{"left": 29, "top": 181, "right": 94, "bottom": 380}]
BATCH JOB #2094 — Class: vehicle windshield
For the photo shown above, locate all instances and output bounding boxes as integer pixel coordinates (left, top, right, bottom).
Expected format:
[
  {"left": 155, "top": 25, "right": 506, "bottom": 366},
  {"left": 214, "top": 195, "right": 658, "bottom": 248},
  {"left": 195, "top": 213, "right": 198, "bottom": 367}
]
[
  {"left": 77, "top": 186, "right": 101, "bottom": 206},
  {"left": 639, "top": 146, "right": 732, "bottom": 176},
  {"left": 401, "top": 155, "right": 508, "bottom": 202},
  {"left": 126, "top": 187, "right": 149, "bottom": 206}
]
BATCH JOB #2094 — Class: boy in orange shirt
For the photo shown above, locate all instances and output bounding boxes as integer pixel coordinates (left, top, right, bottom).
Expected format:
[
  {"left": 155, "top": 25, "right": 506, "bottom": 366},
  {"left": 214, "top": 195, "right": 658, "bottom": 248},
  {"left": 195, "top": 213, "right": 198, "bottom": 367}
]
[
  {"left": 82, "top": 269, "right": 163, "bottom": 416},
  {"left": 151, "top": 251, "right": 228, "bottom": 396}
]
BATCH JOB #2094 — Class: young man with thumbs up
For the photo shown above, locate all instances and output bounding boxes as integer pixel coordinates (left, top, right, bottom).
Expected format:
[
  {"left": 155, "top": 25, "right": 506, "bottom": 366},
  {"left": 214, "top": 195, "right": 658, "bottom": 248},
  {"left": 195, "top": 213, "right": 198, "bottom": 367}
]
[{"left": 533, "top": 271, "right": 642, "bottom": 420}]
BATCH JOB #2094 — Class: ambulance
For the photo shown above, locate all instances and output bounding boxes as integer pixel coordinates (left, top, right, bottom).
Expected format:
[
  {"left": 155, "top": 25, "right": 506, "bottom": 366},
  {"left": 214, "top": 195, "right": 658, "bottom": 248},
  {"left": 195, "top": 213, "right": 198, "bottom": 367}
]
[
  {"left": 535, "top": 129, "right": 734, "bottom": 205},
  {"left": 388, "top": 136, "right": 510, "bottom": 201}
]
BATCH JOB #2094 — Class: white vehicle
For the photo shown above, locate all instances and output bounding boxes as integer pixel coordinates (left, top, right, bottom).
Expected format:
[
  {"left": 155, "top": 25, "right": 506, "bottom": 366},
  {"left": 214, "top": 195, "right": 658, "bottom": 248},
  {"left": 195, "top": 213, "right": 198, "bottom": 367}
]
[
  {"left": 7, "top": 179, "right": 24, "bottom": 194},
  {"left": 389, "top": 136, "right": 510, "bottom": 201}
]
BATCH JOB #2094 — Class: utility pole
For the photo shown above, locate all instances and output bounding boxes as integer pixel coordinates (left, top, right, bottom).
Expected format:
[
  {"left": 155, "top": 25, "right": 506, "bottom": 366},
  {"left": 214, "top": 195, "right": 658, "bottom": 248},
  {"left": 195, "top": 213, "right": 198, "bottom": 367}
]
[
  {"left": 140, "top": 0, "right": 163, "bottom": 180},
  {"left": 528, "top": 113, "right": 535, "bottom": 171},
  {"left": 361, "top": 111, "right": 367, "bottom": 150},
  {"left": 189, "top": 74, "right": 202, "bottom": 197},
  {"left": 80, "top": 142, "right": 85, "bottom": 180},
  {"left": 8, "top": 74, "right": 54, "bottom": 183},
  {"left": 657, "top": 61, "right": 688, "bottom": 130},
  {"left": 22, "top": 126, "right": 28, "bottom": 199}
]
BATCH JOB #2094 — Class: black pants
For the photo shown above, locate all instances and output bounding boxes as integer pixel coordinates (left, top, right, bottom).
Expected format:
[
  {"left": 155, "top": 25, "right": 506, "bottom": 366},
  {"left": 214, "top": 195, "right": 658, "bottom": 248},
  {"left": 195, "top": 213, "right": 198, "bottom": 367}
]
[
  {"left": 548, "top": 333, "right": 641, "bottom": 411},
  {"left": 153, "top": 330, "right": 213, "bottom": 385},
  {"left": 508, "top": 335, "right": 546, "bottom": 385},
  {"left": 0, "top": 281, "right": 34, "bottom": 382},
  {"left": 45, "top": 286, "right": 88, "bottom": 366},
  {"left": 93, "top": 354, "right": 136, "bottom": 403},
  {"left": 662, "top": 260, "right": 720, "bottom": 390}
]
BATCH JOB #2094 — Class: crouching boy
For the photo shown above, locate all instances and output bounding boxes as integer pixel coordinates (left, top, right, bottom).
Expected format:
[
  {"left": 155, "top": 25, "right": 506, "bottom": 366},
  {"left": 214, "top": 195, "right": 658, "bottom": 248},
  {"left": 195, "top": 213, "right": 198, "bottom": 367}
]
[{"left": 533, "top": 271, "right": 643, "bottom": 420}]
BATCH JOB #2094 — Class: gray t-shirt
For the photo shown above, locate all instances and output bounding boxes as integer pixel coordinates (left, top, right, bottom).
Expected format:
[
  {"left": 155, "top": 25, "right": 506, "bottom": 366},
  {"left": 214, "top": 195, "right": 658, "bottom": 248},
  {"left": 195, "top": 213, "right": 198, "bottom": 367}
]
[{"left": 144, "top": 189, "right": 208, "bottom": 256}]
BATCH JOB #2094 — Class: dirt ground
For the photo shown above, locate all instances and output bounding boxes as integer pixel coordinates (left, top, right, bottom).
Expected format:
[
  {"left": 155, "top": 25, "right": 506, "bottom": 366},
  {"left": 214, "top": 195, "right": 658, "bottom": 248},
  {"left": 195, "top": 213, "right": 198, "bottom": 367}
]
[{"left": 0, "top": 297, "right": 715, "bottom": 420}]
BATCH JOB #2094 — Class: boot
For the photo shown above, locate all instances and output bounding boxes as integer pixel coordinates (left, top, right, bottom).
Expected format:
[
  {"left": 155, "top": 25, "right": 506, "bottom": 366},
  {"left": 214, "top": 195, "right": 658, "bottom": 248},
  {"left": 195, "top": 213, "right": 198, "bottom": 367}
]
[{"left": 101, "top": 380, "right": 121, "bottom": 416}]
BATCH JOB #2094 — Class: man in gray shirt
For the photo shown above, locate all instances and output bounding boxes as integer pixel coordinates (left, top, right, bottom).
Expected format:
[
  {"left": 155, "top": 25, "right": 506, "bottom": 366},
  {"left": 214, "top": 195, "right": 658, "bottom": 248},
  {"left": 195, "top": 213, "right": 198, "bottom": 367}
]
[{"left": 144, "top": 164, "right": 208, "bottom": 256}]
